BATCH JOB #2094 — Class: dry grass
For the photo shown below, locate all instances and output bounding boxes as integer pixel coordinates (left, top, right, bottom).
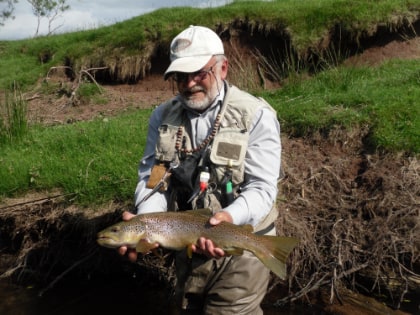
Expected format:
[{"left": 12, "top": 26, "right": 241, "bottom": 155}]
[{"left": 272, "top": 134, "right": 420, "bottom": 309}]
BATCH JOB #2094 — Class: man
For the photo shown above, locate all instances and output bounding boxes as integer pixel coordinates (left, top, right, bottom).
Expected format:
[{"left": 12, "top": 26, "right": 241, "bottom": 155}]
[{"left": 118, "top": 25, "right": 282, "bottom": 314}]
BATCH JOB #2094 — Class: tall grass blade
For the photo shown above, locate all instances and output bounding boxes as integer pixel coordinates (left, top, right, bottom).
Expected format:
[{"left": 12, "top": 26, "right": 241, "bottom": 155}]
[{"left": 0, "top": 82, "right": 28, "bottom": 145}]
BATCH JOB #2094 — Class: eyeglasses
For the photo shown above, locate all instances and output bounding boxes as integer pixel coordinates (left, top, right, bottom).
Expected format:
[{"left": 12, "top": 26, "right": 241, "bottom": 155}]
[{"left": 172, "top": 62, "right": 218, "bottom": 83}]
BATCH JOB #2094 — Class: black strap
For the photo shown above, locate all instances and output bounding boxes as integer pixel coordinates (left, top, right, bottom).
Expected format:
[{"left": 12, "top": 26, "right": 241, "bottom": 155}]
[{"left": 255, "top": 222, "right": 275, "bottom": 235}]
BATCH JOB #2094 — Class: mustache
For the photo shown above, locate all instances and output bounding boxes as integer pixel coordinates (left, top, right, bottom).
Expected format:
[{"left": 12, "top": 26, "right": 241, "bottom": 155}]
[{"left": 185, "top": 86, "right": 205, "bottom": 94}]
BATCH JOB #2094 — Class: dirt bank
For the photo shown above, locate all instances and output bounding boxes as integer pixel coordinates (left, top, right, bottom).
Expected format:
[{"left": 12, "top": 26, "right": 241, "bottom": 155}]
[
  {"left": 1, "top": 23, "right": 419, "bottom": 315},
  {"left": 1, "top": 129, "right": 418, "bottom": 314}
]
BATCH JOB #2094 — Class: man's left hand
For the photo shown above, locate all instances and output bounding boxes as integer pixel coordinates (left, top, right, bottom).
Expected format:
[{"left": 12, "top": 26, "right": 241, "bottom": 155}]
[{"left": 191, "top": 211, "right": 233, "bottom": 259}]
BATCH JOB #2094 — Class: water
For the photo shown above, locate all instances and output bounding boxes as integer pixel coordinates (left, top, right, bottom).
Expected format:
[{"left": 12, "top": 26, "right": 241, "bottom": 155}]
[
  {"left": 0, "top": 279, "right": 311, "bottom": 315},
  {"left": 3, "top": 265, "right": 415, "bottom": 315},
  {"left": 0, "top": 276, "right": 172, "bottom": 315}
]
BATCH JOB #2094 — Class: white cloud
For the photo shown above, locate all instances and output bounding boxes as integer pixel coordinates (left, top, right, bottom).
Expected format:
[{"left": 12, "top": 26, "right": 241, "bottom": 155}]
[
  {"left": 0, "top": 0, "right": 232, "bottom": 40},
  {"left": 58, "top": 11, "right": 99, "bottom": 33}
]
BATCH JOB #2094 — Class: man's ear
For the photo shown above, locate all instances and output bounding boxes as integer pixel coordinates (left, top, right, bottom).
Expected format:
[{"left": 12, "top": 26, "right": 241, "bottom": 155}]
[{"left": 220, "top": 59, "right": 229, "bottom": 80}]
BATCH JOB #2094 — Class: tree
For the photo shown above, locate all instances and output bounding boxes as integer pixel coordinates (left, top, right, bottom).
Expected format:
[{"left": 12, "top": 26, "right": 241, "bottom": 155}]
[
  {"left": 1, "top": 0, "right": 70, "bottom": 36},
  {"left": 0, "top": 0, "right": 17, "bottom": 26},
  {"left": 27, "top": 0, "right": 70, "bottom": 36}
]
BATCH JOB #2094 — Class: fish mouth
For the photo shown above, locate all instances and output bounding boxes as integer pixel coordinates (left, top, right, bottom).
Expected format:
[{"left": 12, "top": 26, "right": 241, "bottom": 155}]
[
  {"left": 97, "top": 235, "right": 136, "bottom": 249},
  {"left": 97, "top": 236, "right": 109, "bottom": 243},
  {"left": 97, "top": 236, "right": 119, "bottom": 247}
]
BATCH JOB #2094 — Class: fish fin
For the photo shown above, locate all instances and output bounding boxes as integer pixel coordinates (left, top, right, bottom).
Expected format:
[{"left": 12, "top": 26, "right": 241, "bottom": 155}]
[
  {"left": 253, "top": 236, "right": 299, "bottom": 279},
  {"left": 187, "top": 244, "right": 194, "bottom": 258},
  {"left": 136, "top": 240, "right": 159, "bottom": 254},
  {"left": 224, "top": 247, "right": 244, "bottom": 256}
]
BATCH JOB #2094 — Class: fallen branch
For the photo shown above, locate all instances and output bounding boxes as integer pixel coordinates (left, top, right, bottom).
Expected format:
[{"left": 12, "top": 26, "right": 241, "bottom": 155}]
[
  {"left": 80, "top": 68, "right": 106, "bottom": 93},
  {"left": 45, "top": 66, "right": 73, "bottom": 80},
  {"left": 38, "top": 251, "right": 96, "bottom": 297},
  {"left": 68, "top": 66, "right": 108, "bottom": 106},
  {"left": 0, "top": 192, "right": 75, "bottom": 213},
  {"left": 44, "top": 65, "right": 108, "bottom": 107}
]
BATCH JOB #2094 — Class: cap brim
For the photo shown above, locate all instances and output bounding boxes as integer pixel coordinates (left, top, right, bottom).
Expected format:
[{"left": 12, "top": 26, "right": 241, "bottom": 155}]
[{"left": 164, "top": 55, "right": 212, "bottom": 80}]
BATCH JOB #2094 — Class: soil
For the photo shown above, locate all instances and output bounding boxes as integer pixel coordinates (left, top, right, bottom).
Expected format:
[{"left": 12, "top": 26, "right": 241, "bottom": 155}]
[
  {"left": 1, "top": 31, "right": 419, "bottom": 315},
  {"left": 26, "top": 36, "right": 420, "bottom": 126}
]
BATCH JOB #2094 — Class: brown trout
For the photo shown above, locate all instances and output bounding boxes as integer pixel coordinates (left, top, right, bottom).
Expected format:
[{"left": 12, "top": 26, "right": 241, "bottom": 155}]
[{"left": 97, "top": 210, "right": 299, "bottom": 279}]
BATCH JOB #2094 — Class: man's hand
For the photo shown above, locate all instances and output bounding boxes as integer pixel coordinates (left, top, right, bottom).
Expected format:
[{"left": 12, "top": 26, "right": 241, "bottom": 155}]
[
  {"left": 192, "top": 211, "right": 233, "bottom": 259},
  {"left": 117, "top": 211, "right": 138, "bottom": 262}
]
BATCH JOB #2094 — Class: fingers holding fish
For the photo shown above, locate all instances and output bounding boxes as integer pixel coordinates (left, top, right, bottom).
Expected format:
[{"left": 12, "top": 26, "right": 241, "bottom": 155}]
[
  {"left": 192, "top": 211, "right": 231, "bottom": 258},
  {"left": 122, "top": 211, "right": 136, "bottom": 221},
  {"left": 193, "top": 237, "right": 225, "bottom": 259},
  {"left": 209, "top": 211, "right": 233, "bottom": 225},
  {"left": 118, "top": 246, "right": 138, "bottom": 262}
]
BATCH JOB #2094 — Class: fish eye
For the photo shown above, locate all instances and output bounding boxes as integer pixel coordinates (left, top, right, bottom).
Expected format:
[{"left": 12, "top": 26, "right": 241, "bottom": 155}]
[{"left": 111, "top": 226, "right": 120, "bottom": 232}]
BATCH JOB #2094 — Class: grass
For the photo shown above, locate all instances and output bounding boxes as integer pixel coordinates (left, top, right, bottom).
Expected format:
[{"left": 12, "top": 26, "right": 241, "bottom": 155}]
[
  {"left": 0, "top": 0, "right": 419, "bottom": 204},
  {"left": 0, "top": 83, "right": 28, "bottom": 144},
  {"left": 0, "top": 109, "right": 151, "bottom": 204},
  {"left": 0, "top": 57, "right": 418, "bottom": 204},
  {"left": 0, "top": 0, "right": 417, "bottom": 87},
  {"left": 263, "top": 59, "right": 420, "bottom": 152}
]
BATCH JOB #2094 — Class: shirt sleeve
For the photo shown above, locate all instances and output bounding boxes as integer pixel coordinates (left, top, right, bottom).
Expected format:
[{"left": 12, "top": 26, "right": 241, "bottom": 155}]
[
  {"left": 223, "top": 106, "right": 281, "bottom": 226},
  {"left": 134, "top": 105, "right": 169, "bottom": 214}
]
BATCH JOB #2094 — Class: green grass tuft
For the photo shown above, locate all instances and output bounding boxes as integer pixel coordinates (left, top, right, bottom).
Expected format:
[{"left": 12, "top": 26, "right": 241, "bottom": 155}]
[
  {"left": 0, "top": 109, "right": 151, "bottom": 204},
  {"left": 263, "top": 59, "right": 420, "bottom": 152},
  {"left": 0, "top": 83, "right": 28, "bottom": 144}
]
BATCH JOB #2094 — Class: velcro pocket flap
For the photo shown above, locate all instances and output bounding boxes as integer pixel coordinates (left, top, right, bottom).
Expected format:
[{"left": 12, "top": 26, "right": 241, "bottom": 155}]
[{"left": 210, "top": 128, "right": 249, "bottom": 166}]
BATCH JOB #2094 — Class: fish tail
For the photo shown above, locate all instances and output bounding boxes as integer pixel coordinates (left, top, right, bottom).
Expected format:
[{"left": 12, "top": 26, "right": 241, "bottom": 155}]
[{"left": 252, "top": 235, "right": 299, "bottom": 279}]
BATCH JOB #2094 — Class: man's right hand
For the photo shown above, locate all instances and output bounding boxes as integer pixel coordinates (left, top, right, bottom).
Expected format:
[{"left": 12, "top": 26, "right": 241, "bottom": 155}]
[{"left": 117, "top": 211, "right": 138, "bottom": 262}]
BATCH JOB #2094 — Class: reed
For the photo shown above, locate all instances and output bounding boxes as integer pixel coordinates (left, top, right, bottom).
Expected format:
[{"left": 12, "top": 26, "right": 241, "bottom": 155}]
[{"left": 0, "top": 82, "right": 28, "bottom": 145}]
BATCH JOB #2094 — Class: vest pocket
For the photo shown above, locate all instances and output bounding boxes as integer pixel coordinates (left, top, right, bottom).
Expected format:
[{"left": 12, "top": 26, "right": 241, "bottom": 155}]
[
  {"left": 210, "top": 128, "right": 249, "bottom": 167},
  {"left": 210, "top": 128, "right": 249, "bottom": 186},
  {"left": 155, "top": 124, "right": 179, "bottom": 161}
]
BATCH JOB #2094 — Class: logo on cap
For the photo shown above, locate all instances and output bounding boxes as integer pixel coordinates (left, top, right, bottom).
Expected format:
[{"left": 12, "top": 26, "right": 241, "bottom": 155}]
[{"left": 172, "top": 39, "right": 191, "bottom": 53}]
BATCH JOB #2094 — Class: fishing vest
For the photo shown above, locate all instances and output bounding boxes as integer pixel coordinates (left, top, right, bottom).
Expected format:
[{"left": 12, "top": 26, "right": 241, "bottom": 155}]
[{"left": 153, "top": 83, "right": 279, "bottom": 230}]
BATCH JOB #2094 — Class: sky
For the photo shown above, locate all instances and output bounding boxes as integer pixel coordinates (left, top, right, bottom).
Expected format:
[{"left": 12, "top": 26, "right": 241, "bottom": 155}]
[{"left": 0, "top": 0, "right": 232, "bottom": 40}]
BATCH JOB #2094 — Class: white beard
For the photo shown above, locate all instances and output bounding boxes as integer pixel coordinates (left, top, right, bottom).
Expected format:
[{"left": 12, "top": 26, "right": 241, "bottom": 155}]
[
  {"left": 183, "top": 93, "right": 214, "bottom": 111},
  {"left": 182, "top": 79, "right": 222, "bottom": 111}
]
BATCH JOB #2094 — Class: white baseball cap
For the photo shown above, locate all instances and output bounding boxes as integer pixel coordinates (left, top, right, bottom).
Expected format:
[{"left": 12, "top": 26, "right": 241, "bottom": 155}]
[{"left": 164, "top": 25, "right": 224, "bottom": 80}]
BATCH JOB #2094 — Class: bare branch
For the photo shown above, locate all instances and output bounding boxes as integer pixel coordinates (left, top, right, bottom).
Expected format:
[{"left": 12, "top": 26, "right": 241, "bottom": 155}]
[
  {"left": 26, "top": 0, "right": 70, "bottom": 37},
  {"left": 0, "top": 0, "right": 16, "bottom": 26}
]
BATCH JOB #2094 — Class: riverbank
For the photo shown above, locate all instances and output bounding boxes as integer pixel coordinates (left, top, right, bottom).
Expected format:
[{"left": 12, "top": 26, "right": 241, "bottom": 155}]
[
  {"left": 1, "top": 130, "right": 418, "bottom": 314},
  {"left": 1, "top": 15, "right": 419, "bottom": 315}
]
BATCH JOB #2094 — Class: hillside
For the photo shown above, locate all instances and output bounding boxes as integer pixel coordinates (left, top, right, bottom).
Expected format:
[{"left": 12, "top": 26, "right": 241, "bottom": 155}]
[
  {"left": 24, "top": 34, "right": 420, "bottom": 126},
  {"left": 0, "top": 2, "right": 419, "bottom": 315}
]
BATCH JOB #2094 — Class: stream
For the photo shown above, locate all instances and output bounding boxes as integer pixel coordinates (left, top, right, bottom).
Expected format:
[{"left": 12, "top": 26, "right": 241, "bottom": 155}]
[
  {"left": 1, "top": 268, "right": 417, "bottom": 315},
  {"left": 0, "top": 277, "right": 172, "bottom": 315},
  {"left": 0, "top": 279, "right": 318, "bottom": 315}
]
